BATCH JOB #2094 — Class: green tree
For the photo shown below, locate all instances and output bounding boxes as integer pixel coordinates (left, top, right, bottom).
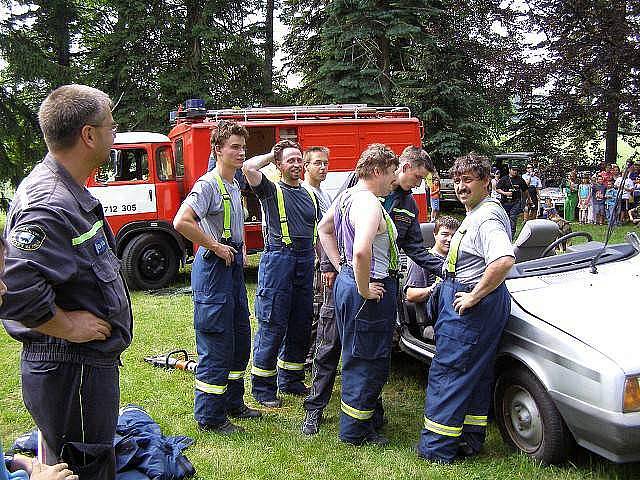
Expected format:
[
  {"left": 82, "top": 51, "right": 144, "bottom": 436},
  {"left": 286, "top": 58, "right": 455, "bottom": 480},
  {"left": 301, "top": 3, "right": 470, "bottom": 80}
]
[{"left": 517, "top": 0, "right": 640, "bottom": 166}]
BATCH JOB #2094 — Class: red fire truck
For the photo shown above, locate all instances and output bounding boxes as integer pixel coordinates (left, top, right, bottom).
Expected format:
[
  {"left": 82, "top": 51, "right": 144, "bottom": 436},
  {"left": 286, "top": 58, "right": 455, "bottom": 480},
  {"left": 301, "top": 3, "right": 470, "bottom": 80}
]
[{"left": 87, "top": 102, "right": 426, "bottom": 290}]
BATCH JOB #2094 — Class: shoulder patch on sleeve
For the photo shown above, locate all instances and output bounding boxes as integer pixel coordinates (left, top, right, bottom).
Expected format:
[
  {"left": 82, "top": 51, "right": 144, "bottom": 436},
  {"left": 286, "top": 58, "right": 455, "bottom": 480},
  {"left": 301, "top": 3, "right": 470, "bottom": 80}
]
[{"left": 9, "top": 224, "right": 46, "bottom": 251}]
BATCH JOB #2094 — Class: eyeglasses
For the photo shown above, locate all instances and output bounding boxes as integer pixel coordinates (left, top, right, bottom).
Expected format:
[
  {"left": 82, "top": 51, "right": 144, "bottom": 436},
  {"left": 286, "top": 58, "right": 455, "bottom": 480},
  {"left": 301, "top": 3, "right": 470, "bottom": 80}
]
[{"left": 89, "top": 123, "right": 119, "bottom": 134}]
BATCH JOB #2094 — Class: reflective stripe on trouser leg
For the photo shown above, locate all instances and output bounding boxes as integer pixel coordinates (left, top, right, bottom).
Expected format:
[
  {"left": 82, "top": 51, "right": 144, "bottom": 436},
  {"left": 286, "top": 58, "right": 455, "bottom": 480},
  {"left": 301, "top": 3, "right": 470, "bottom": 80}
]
[
  {"left": 334, "top": 267, "right": 397, "bottom": 444},
  {"left": 226, "top": 260, "right": 251, "bottom": 412},
  {"left": 277, "top": 249, "right": 315, "bottom": 393},
  {"left": 193, "top": 247, "right": 246, "bottom": 426},
  {"left": 251, "top": 250, "right": 294, "bottom": 402},
  {"left": 418, "top": 280, "right": 510, "bottom": 463}
]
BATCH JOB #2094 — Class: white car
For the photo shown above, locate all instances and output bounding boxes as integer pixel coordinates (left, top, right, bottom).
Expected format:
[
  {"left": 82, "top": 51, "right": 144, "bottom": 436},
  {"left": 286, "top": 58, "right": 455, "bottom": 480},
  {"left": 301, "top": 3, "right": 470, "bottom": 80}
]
[{"left": 397, "top": 220, "right": 640, "bottom": 464}]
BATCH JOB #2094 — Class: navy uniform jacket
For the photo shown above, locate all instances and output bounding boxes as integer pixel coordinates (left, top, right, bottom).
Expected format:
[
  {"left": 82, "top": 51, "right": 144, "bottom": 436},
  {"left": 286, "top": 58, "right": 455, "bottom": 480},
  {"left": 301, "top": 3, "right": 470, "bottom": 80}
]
[
  {"left": 321, "top": 172, "right": 443, "bottom": 276},
  {"left": 1, "top": 154, "right": 133, "bottom": 366}
]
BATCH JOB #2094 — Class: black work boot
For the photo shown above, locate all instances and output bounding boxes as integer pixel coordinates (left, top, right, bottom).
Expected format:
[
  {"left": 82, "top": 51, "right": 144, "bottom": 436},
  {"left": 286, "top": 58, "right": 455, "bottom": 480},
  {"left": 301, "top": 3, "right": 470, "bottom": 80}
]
[
  {"left": 342, "top": 431, "right": 390, "bottom": 447},
  {"left": 198, "top": 419, "right": 245, "bottom": 435},
  {"left": 280, "top": 384, "right": 311, "bottom": 397},
  {"left": 228, "top": 404, "right": 262, "bottom": 419},
  {"left": 301, "top": 409, "right": 323, "bottom": 435},
  {"left": 257, "top": 397, "right": 283, "bottom": 408}
]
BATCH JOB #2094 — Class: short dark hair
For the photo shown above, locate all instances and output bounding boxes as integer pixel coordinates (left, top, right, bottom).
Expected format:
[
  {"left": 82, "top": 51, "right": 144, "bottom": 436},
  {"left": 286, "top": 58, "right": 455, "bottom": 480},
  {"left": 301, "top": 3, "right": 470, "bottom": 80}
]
[
  {"left": 211, "top": 120, "right": 249, "bottom": 150},
  {"left": 273, "top": 140, "right": 302, "bottom": 164},
  {"left": 303, "top": 146, "right": 330, "bottom": 166},
  {"left": 355, "top": 144, "right": 399, "bottom": 179},
  {"left": 400, "top": 146, "right": 434, "bottom": 173},
  {"left": 434, "top": 215, "right": 460, "bottom": 234},
  {"left": 450, "top": 152, "right": 491, "bottom": 181},
  {"left": 38, "top": 84, "right": 112, "bottom": 151}
]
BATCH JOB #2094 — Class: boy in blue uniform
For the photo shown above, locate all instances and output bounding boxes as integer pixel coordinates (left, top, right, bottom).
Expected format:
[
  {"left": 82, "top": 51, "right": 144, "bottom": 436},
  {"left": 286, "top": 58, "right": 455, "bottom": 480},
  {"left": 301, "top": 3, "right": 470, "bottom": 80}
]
[
  {"left": 417, "top": 153, "right": 514, "bottom": 463},
  {"left": 174, "top": 121, "right": 261, "bottom": 434},
  {"left": 243, "top": 140, "right": 319, "bottom": 407},
  {"left": 1, "top": 84, "right": 132, "bottom": 478}
]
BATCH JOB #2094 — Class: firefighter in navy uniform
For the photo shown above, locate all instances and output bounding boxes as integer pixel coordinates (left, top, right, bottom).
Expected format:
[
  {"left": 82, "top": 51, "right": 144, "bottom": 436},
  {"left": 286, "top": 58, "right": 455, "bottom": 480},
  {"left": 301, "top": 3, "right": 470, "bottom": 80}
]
[
  {"left": 0, "top": 85, "right": 132, "bottom": 479},
  {"left": 417, "top": 153, "right": 514, "bottom": 463},
  {"left": 242, "top": 140, "right": 319, "bottom": 407},
  {"left": 302, "top": 145, "right": 442, "bottom": 434},
  {"left": 173, "top": 120, "right": 260, "bottom": 435},
  {"left": 318, "top": 144, "right": 400, "bottom": 446}
]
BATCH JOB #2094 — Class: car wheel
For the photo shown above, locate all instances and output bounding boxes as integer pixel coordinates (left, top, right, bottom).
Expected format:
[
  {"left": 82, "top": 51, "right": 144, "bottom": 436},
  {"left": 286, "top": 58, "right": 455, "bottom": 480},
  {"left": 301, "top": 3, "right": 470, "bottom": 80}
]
[
  {"left": 121, "top": 233, "right": 178, "bottom": 290},
  {"left": 494, "top": 367, "right": 573, "bottom": 464}
]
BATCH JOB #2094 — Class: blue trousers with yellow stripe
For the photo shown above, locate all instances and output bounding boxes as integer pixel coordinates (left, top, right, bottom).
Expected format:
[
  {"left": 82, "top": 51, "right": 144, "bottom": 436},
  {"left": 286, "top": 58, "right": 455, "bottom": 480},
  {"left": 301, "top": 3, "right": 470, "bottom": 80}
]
[
  {"left": 251, "top": 246, "right": 315, "bottom": 401},
  {"left": 334, "top": 266, "right": 397, "bottom": 444},
  {"left": 192, "top": 244, "right": 251, "bottom": 427},
  {"left": 418, "top": 278, "right": 510, "bottom": 463}
]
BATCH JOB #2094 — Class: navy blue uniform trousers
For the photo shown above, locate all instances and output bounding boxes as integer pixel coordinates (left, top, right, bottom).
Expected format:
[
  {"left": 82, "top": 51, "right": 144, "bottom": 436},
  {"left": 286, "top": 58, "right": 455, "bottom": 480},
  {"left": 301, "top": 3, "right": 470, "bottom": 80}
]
[
  {"left": 192, "top": 244, "right": 251, "bottom": 426},
  {"left": 418, "top": 278, "right": 510, "bottom": 463},
  {"left": 334, "top": 266, "right": 397, "bottom": 443},
  {"left": 252, "top": 246, "right": 315, "bottom": 401},
  {"left": 21, "top": 360, "right": 118, "bottom": 478}
]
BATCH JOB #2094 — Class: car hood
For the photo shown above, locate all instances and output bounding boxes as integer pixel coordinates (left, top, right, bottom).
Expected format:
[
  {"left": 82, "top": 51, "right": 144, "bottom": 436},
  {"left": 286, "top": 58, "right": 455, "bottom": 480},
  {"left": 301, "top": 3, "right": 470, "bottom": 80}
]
[{"left": 506, "top": 253, "right": 640, "bottom": 374}]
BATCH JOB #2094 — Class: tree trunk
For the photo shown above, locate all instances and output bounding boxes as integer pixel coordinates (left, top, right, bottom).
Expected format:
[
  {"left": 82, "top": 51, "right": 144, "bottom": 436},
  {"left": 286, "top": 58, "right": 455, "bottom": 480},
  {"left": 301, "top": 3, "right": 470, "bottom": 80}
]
[
  {"left": 604, "top": 0, "right": 626, "bottom": 166},
  {"left": 186, "top": 0, "right": 203, "bottom": 97},
  {"left": 264, "top": 0, "right": 274, "bottom": 101},
  {"left": 50, "top": 0, "right": 75, "bottom": 85},
  {"left": 376, "top": 32, "right": 391, "bottom": 103}
]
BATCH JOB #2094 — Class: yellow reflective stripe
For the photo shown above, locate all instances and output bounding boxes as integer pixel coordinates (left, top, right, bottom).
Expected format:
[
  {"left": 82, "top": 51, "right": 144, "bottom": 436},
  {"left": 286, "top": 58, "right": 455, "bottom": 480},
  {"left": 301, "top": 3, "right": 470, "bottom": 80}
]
[
  {"left": 195, "top": 379, "right": 227, "bottom": 394},
  {"left": 211, "top": 172, "right": 232, "bottom": 240},
  {"left": 464, "top": 414, "right": 488, "bottom": 426},
  {"left": 228, "top": 370, "right": 244, "bottom": 380},
  {"left": 277, "top": 358, "right": 305, "bottom": 371},
  {"left": 392, "top": 207, "right": 415, "bottom": 218},
  {"left": 445, "top": 226, "right": 467, "bottom": 274},
  {"left": 71, "top": 220, "right": 103, "bottom": 246},
  {"left": 423, "top": 417, "right": 462, "bottom": 437},
  {"left": 251, "top": 365, "right": 277, "bottom": 377},
  {"left": 341, "top": 400, "right": 375, "bottom": 420},
  {"left": 382, "top": 208, "right": 399, "bottom": 271},
  {"left": 274, "top": 183, "right": 292, "bottom": 245},
  {"left": 301, "top": 184, "right": 318, "bottom": 245}
]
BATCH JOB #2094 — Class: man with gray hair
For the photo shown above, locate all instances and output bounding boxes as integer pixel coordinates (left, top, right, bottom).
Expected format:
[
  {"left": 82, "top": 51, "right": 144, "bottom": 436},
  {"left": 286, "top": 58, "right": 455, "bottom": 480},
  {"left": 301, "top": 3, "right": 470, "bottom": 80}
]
[{"left": 1, "top": 84, "right": 131, "bottom": 478}]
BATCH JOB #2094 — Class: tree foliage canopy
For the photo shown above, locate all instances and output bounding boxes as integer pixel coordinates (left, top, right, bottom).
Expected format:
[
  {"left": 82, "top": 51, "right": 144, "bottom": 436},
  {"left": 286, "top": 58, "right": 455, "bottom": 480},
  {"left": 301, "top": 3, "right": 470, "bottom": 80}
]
[{"left": 0, "top": 0, "right": 639, "bottom": 187}]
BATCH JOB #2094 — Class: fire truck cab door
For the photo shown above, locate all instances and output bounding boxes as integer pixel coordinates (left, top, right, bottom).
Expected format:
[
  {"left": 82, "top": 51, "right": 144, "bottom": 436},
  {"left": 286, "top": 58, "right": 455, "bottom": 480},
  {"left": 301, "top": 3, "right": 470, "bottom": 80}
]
[{"left": 88, "top": 145, "right": 160, "bottom": 235}]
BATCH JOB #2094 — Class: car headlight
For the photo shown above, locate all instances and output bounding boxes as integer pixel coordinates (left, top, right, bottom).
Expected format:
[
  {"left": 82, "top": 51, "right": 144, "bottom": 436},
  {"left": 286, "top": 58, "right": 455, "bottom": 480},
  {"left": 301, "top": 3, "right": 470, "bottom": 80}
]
[{"left": 623, "top": 376, "right": 640, "bottom": 412}]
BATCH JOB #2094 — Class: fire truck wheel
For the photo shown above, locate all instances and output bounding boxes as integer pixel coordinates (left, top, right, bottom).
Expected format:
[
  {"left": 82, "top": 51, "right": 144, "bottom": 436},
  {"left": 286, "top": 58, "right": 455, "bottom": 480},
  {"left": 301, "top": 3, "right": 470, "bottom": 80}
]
[{"left": 122, "top": 233, "right": 178, "bottom": 290}]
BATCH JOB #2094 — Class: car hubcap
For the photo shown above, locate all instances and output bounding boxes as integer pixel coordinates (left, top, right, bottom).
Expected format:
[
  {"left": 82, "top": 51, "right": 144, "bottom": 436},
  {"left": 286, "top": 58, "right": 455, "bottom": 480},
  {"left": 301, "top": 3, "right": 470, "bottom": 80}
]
[{"left": 503, "top": 385, "right": 543, "bottom": 453}]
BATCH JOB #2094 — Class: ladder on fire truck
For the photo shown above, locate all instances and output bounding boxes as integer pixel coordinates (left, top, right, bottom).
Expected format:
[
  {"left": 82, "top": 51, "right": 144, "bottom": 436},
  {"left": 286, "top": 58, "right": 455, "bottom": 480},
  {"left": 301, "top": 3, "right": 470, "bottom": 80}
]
[{"left": 173, "top": 102, "right": 412, "bottom": 124}]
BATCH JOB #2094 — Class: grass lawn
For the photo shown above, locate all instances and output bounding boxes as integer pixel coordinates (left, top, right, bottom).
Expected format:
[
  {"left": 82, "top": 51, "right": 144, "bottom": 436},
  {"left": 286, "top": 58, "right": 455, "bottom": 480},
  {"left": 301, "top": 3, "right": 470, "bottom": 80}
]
[{"left": 1, "top": 214, "right": 640, "bottom": 478}]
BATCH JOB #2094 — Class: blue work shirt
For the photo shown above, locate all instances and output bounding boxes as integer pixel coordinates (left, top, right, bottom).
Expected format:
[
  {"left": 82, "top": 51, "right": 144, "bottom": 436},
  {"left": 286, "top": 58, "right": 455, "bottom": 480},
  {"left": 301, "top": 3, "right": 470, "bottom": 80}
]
[{"left": 1, "top": 154, "right": 133, "bottom": 366}]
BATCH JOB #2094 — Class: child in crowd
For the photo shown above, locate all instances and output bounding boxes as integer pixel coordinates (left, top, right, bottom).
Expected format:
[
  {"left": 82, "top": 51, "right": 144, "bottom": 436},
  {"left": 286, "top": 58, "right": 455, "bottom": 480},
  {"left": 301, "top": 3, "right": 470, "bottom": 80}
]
[
  {"left": 430, "top": 176, "right": 440, "bottom": 221},
  {"left": 404, "top": 215, "right": 460, "bottom": 340},
  {"left": 605, "top": 180, "right": 619, "bottom": 225},
  {"left": 577, "top": 176, "right": 591, "bottom": 224},
  {"left": 592, "top": 175, "right": 606, "bottom": 225}
]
